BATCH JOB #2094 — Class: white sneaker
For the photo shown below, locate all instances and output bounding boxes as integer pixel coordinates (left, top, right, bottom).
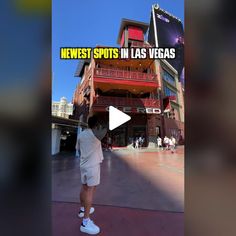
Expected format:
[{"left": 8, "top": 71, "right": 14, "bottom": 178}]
[
  {"left": 80, "top": 219, "right": 100, "bottom": 235},
  {"left": 78, "top": 207, "right": 95, "bottom": 218}
]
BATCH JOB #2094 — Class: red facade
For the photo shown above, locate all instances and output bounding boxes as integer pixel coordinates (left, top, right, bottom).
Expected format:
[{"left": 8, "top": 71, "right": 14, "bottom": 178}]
[
  {"left": 128, "top": 26, "right": 144, "bottom": 41},
  {"left": 120, "top": 31, "right": 125, "bottom": 47}
]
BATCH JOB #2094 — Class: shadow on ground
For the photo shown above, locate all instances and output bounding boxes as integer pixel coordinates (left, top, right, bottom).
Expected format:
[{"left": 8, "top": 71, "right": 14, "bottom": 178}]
[{"left": 52, "top": 148, "right": 184, "bottom": 212}]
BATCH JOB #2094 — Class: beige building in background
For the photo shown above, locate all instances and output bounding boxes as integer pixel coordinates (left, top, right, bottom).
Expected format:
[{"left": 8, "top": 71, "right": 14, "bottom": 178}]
[{"left": 52, "top": 97, "right": 73, "bottom": 118}]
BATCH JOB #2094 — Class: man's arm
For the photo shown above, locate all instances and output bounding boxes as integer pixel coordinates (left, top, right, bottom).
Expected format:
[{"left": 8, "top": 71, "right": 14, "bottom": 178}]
[
  {"left": 75, "top": 139, "right": 80, "bottom": 150},
  {"left": 75, "top": 139, "right": 81, "bottom": 157}
]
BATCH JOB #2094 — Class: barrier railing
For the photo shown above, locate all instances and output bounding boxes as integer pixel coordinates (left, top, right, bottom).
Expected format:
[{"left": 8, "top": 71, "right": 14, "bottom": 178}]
[
  {"left": 93, "top": 96, "right": 160, "bottom": 107},
  {"left": 94, "top": 68, "right": 157, "bottom": 82}
]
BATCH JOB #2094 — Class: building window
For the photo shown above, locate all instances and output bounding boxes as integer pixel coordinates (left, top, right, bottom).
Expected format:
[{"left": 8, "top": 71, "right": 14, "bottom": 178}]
[
  {"left": 164, "top": 86, "right": 177, "bottom": 97},
  {"left": 163, "top": 70, "right": 175, "bottom": 86},
  {"left": 52, "top": 104, "right": 59, "bottom": 111}
]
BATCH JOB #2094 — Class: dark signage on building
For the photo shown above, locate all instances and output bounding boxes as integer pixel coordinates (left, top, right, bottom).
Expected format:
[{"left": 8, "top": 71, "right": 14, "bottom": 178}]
[
  {"left": 148, "top": 6, "right": 184, "bottom": 80},
  {"left": 93, "top": 106, "right": 161, "bottom": 114}
]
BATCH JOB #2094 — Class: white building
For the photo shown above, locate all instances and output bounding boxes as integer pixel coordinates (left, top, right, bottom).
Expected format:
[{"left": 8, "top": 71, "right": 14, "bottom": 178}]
[{"left": 52, "top": 97, "right": 73, "bottom": 118}]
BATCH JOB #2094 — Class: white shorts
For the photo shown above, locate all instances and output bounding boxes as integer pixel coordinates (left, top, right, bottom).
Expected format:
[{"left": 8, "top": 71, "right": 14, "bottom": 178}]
[{"left": 80, "top": 165, "right": 100, "bottom": 187}]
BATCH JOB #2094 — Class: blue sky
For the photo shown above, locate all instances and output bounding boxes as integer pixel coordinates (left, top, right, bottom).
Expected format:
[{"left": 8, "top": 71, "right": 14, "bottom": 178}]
[{"left": 52, "top": 0, "right": 184, "bottom": 102}]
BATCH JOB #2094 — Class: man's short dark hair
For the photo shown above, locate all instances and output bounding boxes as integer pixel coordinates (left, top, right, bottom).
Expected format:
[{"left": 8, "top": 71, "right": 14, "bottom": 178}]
[{"left": 88, "top": 115, "right": 98, "bottom": 128}]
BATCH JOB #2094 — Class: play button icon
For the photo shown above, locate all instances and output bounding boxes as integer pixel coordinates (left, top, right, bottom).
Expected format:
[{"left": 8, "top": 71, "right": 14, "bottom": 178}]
[{"left": 109, "top": 106, "right": 131, "bottom": 131}]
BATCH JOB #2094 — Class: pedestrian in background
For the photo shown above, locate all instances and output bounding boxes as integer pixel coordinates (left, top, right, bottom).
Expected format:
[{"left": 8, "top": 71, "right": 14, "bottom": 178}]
[
  {"left": 138, "top": 136, "right": 142, "bottom": 148},
  {"left": 171, "top": 136, "right": 176, "bottom": 149},
  {"left": 169, "top": 137, "right": 175, "bottom": 153},
  {"left": 135, "top": 137, "right": 139, "bottom": 149},
  {"left": 157, "top": 136, "right": 162, "bottom": 149},
  {"left": 163, "top": 136, "right": 169, "bottom": 150},
  {"left": 107, "top": 135, "right": 112, "bottom": 150}
]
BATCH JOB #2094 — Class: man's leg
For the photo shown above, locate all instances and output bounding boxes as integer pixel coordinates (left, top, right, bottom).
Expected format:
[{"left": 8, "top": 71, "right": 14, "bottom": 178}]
[
  {"left": 80, "top": 184, "right": 87, "bottom": 208},
  {"left": 84, "top": 186, "right": 96, "bottom": 219},
  {"left": 80, "top": 184, "right": 100, "bottom": 234},
  {"left": 92, "top": 186, "right": 97, "bottom": 198}
]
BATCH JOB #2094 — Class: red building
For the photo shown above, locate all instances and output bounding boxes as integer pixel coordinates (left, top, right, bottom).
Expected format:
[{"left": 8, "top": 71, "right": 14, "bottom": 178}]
[{"left": 72, "top": 17, "right": 184, "bottom": 147}]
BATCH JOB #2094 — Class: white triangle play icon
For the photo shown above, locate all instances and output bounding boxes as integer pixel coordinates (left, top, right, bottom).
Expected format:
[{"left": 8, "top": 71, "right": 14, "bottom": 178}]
[{"left": 109, "top": 106, "right": 131, "bottom": 131}]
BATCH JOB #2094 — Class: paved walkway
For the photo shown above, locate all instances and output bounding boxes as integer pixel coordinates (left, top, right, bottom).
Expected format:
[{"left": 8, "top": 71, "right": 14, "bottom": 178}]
[
  {"left": 53, "top": 202, "right": 183, "bottom": 236},
  {"left": 52, "top": 147, "right": 184, "bottom": 235}
]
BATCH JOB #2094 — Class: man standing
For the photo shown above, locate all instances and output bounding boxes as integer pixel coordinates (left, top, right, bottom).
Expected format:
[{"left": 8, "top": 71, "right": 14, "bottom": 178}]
[
  {"left": 163, "top": 136, "right": 169, "bottom": 150},
  {"left": 76, "top": 115, "right": 107, "bottom": 235},
  {"left": 170, "top": 136, "right": 176, "bottom": 153},
  {"left": 169, "top": 137, "right": 174, "bottom": 153},
  {"left": 138, "top": 136, "right": 142, "bottom": 148},
  {"left": 135, "top": 137, "right": 139, "bottom": 149},
  {"left": 157, "top": 136, "right": 162, "bottom": 149},
  {"left": 171, "top": 136, "right": 176, "bottom": 149},
  {"left": 107, "top": 135, "right": 112, "bottom": 150}
]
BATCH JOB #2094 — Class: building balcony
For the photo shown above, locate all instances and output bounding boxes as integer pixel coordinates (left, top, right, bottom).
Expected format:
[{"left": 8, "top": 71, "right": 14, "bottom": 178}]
[
  {"left": 78, "top": 78, "right": 90, "bottom": 97},
  {"left": 130, "top": 41, "right": 151, "bottom": 48},
  {"left": 94, "top": 68, "right": 158, "bottom": 85},
  {"left": 92, "top": 96, "right": 160, "bottom": 113}
]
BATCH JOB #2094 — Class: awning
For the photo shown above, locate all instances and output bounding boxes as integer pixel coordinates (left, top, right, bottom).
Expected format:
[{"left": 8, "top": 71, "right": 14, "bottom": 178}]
[{"left": 52, "top": 116, "right": 87, "bottom": 128}]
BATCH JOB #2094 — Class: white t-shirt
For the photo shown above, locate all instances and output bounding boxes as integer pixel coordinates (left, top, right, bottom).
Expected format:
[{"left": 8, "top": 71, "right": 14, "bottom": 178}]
[
  {"left": 76, "top": 128, "right": 104, "bottom": 168},
  {"left": 164, "top": 137, "right": 169, "bottom": 144}
]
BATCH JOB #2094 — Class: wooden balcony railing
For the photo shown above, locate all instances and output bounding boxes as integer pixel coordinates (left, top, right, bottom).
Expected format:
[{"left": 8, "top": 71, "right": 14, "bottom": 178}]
[
  {"left": 94, "top": 68, "right": 157, "bottom": 83},
  {"left": 93, "top": 96, "right": 160, "bottom": 108},
  {"left": 131, "top": 41, "right": 151, "bottom": 48}
]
